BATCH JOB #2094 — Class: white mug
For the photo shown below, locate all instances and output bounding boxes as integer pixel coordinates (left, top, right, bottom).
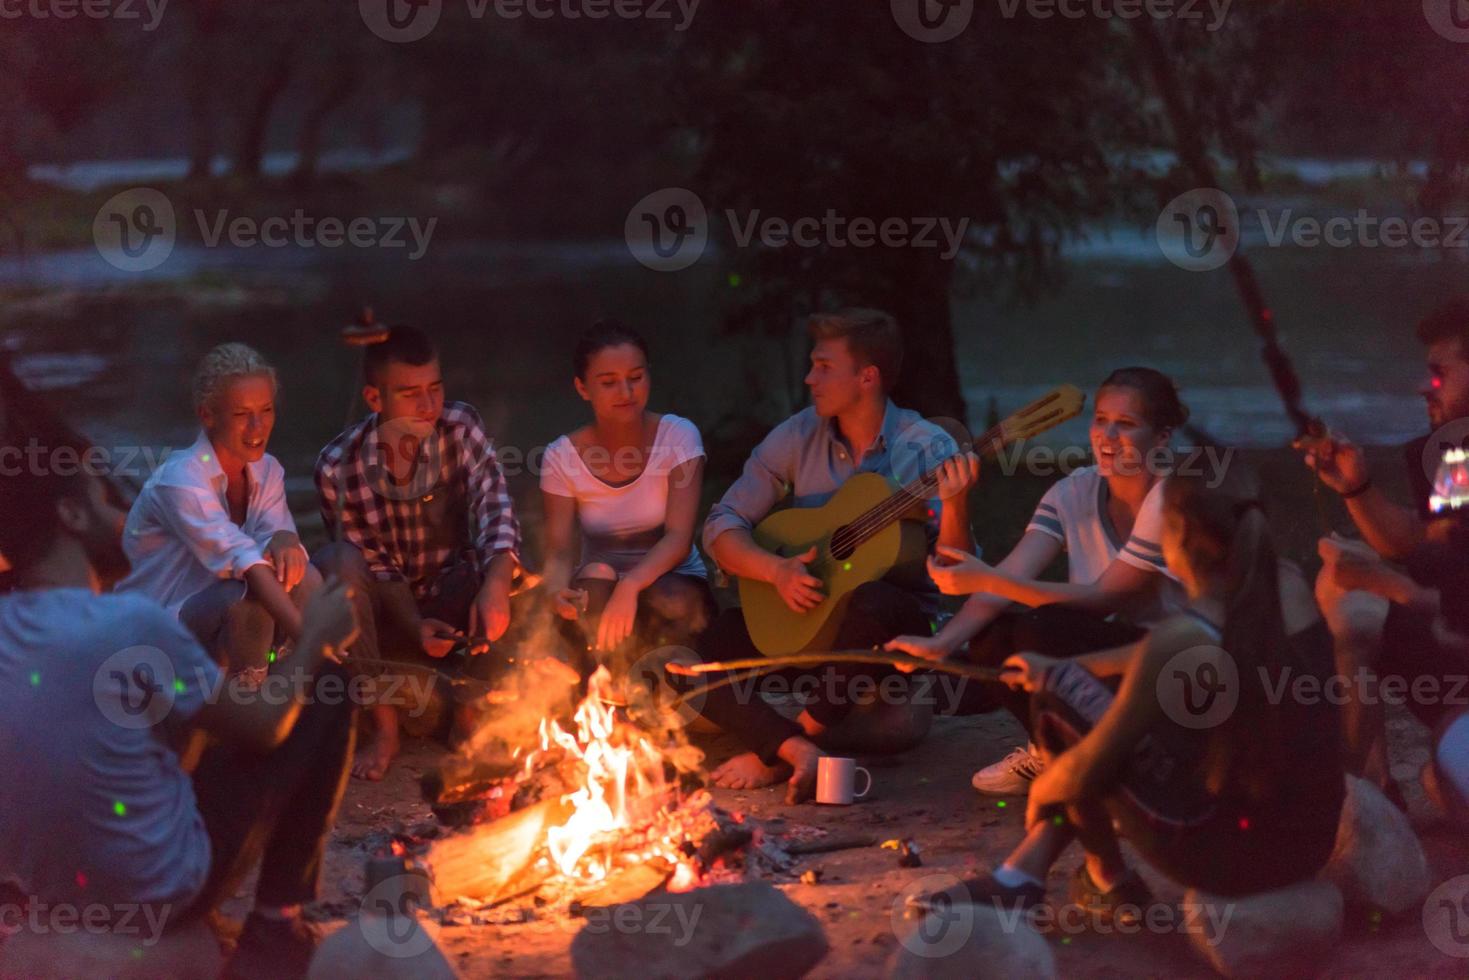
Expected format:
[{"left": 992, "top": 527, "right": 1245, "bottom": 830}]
[{"left": 816, "top": 756, "right": 872, "bottom": 805}]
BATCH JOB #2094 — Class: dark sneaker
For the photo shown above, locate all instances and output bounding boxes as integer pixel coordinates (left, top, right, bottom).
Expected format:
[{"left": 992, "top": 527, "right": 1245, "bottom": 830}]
[
  {"left": 222, "top": 912, "right": 324, "bottom": 980},
  {"left": 906, "top": 872, "right": 1046, "bottom": 917},
  {"left": 1068, "top": 865, "right": 1154, "bottom": 927}
]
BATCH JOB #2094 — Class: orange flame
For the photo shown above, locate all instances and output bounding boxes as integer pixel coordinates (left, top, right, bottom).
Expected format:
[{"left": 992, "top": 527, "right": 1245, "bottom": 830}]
[{"left": 528, "top": 667, "right": 680, "bottom": 881}]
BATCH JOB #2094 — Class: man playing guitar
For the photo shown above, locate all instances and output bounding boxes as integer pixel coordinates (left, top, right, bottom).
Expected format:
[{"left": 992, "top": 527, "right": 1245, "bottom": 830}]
[{"left": 689, "top": 309, "right": 980, "bottom": 803}]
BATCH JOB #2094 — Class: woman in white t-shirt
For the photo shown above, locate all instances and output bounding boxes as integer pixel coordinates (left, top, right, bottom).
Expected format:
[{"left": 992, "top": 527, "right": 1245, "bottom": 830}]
[
  {"left": 886, "top": 367, "right": 1190, "bottom": 793},
  {"left": 541, "top": 321, "right": 714, "bottom": 671}
]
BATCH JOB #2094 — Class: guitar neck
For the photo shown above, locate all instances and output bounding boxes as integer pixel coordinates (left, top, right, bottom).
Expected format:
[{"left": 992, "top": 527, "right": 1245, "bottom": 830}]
[{"left": 839, "top": 387, "right": 1080, "bottom": 551}]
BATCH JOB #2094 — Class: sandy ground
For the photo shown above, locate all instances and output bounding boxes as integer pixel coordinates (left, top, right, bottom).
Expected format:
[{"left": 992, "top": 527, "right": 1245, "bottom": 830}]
[{"left": 248, "top": 701, "right": 1469, "bottom": 980}]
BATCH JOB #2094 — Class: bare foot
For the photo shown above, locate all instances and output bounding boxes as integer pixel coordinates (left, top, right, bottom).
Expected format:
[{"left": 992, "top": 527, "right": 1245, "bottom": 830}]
[
  {"left": 711, "top": 752, "right": 789, "bottom": 790},
  {"left": 776, "top": 735, "right": 824, "bottom": 804},
  {"left": 351, "top": 729, "right": 398, "bottom": 781}
]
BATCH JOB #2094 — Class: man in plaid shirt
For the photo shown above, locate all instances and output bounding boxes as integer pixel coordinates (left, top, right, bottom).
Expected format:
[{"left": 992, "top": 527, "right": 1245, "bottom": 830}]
[{"left": 314, "top": 325, "right": 521, "bottom": 780}]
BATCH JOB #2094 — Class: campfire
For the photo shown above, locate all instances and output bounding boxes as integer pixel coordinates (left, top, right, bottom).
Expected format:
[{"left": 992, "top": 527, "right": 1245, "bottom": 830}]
[{"left": 412, "top": 664, "right": 779, "bottom": 914}]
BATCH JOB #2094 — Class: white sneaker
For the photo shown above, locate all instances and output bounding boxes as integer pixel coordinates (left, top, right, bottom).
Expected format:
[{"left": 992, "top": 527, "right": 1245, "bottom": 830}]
[{"left": 972, "top": 745, "right": 1044, "bottom": 796}]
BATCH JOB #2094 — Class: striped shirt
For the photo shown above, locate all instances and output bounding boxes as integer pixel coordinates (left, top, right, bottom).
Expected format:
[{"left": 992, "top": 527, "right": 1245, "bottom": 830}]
[
  {"left": 315, "top": 402, "right": 521, "bottom": 596},
  {"left": 1025, "top": 467, "right": 1182, "bottom": 624}
]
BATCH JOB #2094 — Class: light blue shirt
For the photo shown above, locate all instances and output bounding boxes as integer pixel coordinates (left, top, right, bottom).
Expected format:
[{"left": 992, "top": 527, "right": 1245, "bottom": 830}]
[
  {"left": 0, "top": 590, "right": 223, "bottom": 907},
  {"left": 703, "top": 401, "right": 959, "bottom": 606}
]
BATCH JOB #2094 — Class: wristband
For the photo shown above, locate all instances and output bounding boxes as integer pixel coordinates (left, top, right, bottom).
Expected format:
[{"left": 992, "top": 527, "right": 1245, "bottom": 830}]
[{"left": 1341, "top": 478, "right": 1373, "bottom": 500}]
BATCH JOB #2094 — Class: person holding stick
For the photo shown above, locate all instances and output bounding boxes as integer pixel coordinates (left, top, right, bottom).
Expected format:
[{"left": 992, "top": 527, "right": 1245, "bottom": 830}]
[
  {"left": 313, "top": 325, "right": 522, "bottom": 781},
  {"left": 1296, "top": 298, "right": 1469, "bottom": 802},
  {"left": 918, "top": 466, "right": 1342, "bottom": 916},
  {"left": 886, "top": 368, "right": 1190, "bottom": 795},
  {"left": 540, "top": 320, "right": 715, "bottom": 675},
  {"left": 0, "top": 456, "right": 361, "bottom": 977}
]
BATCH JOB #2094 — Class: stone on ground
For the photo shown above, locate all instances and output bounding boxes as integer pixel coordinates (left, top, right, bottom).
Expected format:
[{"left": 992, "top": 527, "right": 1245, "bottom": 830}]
[
  {"left": 1184, "top": 879, "right": 1343, "bottom": 979},
  {"left": 1323, "top": 774, "right": 1430, "bottom": 916},
  {"left": 570, "top": 881, "right": 828, "bottom": 980},
  {"left": 886, "top": 901, "right": 1055, "bottom": 980}
]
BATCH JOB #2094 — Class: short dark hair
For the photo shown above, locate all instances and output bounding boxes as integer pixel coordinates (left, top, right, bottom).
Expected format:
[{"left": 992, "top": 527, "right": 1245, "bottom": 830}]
[
  {"left": 0, "top": 443, "right": 92, "bottom": 574},
  {"left": 1098, "top": 366, "right": 1190, "bottom": 432},
  {"left": 573, "top": 319, "right": 650, "bottom": 379},
  {"left": 363, "top": 325, "right": 438, "bottom": 387},
  {"left": 807, "top": 308, "right": 904, "bottom": 393},
  {"left": 1416, "top": 299, "right": 1469, "bottom": 358}
]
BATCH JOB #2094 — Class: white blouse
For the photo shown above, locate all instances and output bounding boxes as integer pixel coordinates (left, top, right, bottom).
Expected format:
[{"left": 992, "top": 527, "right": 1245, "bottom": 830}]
[{"left": 117, "top": 431, "right": 305, "bottom": 615}]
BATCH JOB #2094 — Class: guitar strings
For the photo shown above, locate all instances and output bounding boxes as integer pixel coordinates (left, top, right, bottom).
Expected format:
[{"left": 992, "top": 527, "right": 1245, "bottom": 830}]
[{"left": 827, "top": 396, "right": 1069, "bottom": 556}]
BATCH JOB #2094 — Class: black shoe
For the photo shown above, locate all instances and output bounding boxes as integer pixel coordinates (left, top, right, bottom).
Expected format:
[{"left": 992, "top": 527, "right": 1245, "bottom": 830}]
[
  {"left": 222, "top": 911, "right": 324, "bottom": 980},
  {"left": 906, "top": 872, "right": 1046, "bottom": 917},
  {"left": 1068, "top": 865, "right": 1154, "bottom": 927}
]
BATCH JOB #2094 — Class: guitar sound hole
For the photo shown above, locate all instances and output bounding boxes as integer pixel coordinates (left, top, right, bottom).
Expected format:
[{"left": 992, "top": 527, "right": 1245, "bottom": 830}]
[{"left": 830, "top": 525, "right": 856, "bottom": 562}]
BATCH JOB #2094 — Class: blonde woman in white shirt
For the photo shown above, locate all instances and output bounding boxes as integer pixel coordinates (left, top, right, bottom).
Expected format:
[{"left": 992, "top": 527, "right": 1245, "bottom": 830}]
[
  {"left": 541, "top": 321, "right": 714, "bottom": 673},
  {"left": 118, "top": 343, "right": 319, "bottom": 685}
]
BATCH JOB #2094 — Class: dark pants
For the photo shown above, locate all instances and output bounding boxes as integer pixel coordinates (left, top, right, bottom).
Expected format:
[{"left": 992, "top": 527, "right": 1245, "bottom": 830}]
[
  {"left": 951, "top": 604, "right": 1145, "bottom": 723},
  {"left": 557, "top": 570, "right": 716, "bottom": 679},
  {"left": 180, "top": 662, "right": 357, "bottom": 917},
  {"left": 1381, "top": 600, "right": 1469, "bottom": 734},
  {"left": 686, "top": 580, "right": 931, "bottom": 765},
  {"left": 313, "top": 541, "right": 498, "bottom": 683},
  {"left": 179, "top": 579, "right": 278, "bottom": 681},
  {"left": 1031, "top": 661, "right": 1341, "bottom": 897}
]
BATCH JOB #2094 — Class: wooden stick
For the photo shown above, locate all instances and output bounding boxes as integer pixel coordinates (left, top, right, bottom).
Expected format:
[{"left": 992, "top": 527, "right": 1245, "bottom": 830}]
[
  {"left": 665, "top": 650, "right": 1006, "bottom": 682},
  {"left": 665, "top": 650, "right": 1007, "bottom": 707}
]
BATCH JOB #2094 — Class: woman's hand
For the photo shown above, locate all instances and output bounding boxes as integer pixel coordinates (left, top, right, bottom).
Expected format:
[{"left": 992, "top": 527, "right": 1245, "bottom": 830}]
[
  {"left": 265, "top": 531, "right": 307, "bottom": 592},
  {"left": 1025, "top": 760, "right": 1080, "bottom": 830},
  {"left": 1001, "top": 651, "right": 1059, "bottom": 693},
  {"left": 596, "top": 580, "right": 640, "bottom": 652},
  {"left": 884, "top": 634, "right": 954, "bottom": 673},
  {"left": 926, "top": 545, "right": 995, "bottom": 595},
  {"left": 553, "top": 588, "right": 588, "bottom": 621}
]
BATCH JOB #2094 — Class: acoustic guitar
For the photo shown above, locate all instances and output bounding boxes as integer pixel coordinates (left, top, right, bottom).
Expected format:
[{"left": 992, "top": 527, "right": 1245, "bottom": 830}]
[{"left": 738, "top": 385, "right": 1087, "bottom": 656}]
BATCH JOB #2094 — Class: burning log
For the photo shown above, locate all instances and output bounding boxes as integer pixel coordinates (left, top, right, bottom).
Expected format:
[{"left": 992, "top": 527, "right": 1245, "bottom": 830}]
[{"left": 425, "top": 797, "right": 575, "bottom": 906}]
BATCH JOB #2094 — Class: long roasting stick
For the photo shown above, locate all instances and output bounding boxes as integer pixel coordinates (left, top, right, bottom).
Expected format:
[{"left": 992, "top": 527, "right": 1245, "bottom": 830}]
[{"left": 666, "top": 650, "right": 1008, "bottom": 707}]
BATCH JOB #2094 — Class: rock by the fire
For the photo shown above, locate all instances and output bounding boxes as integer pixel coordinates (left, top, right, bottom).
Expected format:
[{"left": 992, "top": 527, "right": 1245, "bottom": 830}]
[
  {"left": 569, "top": 881, "right": 829, "bottom": 980},
  {"left": 1322, "top": 774, "right": 1430, "bottom": 917},
  {"left": 1184, "top": 880, "right": 1343, "bottom": 979},
  {"left": 886, "top": 903, "right": 1055, "bottom": 980}
]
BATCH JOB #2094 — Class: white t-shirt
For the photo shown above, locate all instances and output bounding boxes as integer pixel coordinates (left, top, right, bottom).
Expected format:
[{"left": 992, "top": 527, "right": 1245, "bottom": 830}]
[
  {"left": 1025, "top": 467, "right": 1183, "bottom": 624},
  {"left": 541, "top": 414, "right": 707, "bottom": 579},
  {"left": 0, "top": 589, "right": 223, "bottom": 908}
]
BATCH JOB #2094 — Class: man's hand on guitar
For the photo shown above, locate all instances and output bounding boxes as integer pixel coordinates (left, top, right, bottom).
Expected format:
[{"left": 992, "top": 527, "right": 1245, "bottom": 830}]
[
  {"left": 1293, "top": 427, "right": 1369, "bottom": 495},
  {"left": 773, "top": 546, "right": 825, "bottom": 614},
  {"left": 935, "top": 451, "right": 982, "bottom": 500},
  {"left": 927, "top": 545, "right": 994, "bottom": 595}
]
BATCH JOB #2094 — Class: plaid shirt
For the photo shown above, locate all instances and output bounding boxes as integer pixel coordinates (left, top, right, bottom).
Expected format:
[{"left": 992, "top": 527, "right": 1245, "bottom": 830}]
[{"left": 315, "top": 402, "right": 521, "bottom": 595}]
